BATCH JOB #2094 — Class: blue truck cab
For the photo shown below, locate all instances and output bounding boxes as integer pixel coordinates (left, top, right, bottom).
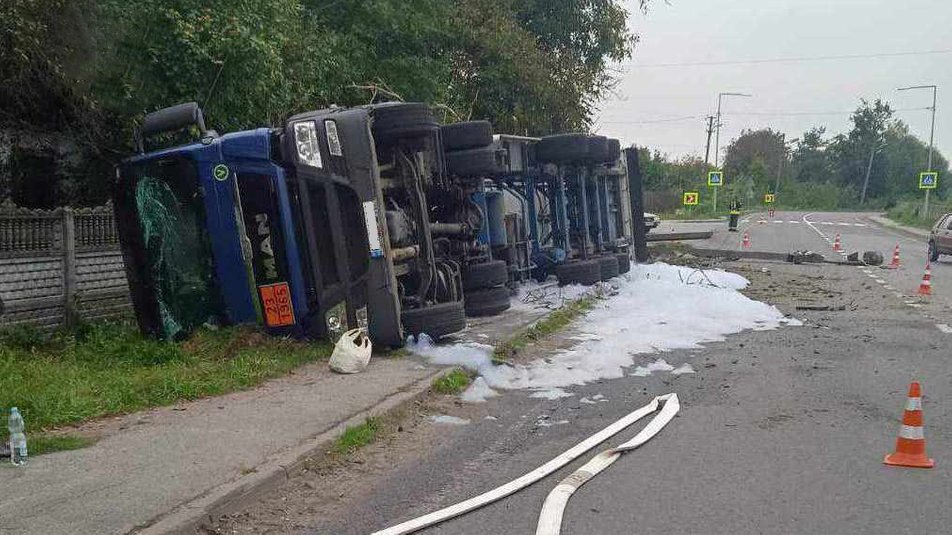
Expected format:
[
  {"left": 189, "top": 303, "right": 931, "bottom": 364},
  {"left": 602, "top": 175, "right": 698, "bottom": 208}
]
[
  {"left": 116, "top": 102, "right": 464, "bottom": 346},
  {"left": 115, "top": 103, "right": 377, "bottom": 341}
]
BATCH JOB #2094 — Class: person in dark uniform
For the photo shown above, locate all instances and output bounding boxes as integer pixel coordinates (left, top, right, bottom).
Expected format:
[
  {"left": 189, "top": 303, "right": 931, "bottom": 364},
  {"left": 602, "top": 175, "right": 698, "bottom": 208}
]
[{"left": 728, "top": 198, "right": 741, "bottom": 231}]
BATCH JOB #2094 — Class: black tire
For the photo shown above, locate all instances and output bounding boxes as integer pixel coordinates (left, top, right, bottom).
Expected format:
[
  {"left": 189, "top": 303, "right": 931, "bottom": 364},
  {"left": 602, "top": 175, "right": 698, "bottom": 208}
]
[
  {"left": 597, "top": 255, "right": 619, "bottom": 281},
  {"left": 615, "top": 252, "right": 631, "bottom": 274},
  {"left": 401, "top": 300, "right": 466, "bottom": 340},
  {"left": 445, "top": 147, "right": 505, "bottom": 177},
  {"left": 462, "top": 260, "right": 508, "bottom": 291},
  {"left": 586, "top": 136, "right": 610, "bottom": 164},
  {"left": 929, "top": 241, "right": 940, "bottom": 262},
  {"left": 606, "top": 138, "right": 621, "bottom": 162},
  {"left": 442, "top": 121, "right": 492, "bottom": 151},
  {"left": 464, "top": 286, "right": 511, "bottom": 317},
  {"left": 370, "top": 102, "right": 439, "bottom": 142},
  {"left": 537, "top": 133, "right": 589, "bottom": 163},
  {"left": 556, "top": 259, "right": 602, "bottom": 286}
]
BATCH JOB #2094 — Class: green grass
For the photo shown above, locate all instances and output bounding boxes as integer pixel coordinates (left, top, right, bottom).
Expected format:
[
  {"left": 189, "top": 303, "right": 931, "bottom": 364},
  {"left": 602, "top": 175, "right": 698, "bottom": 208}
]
[
  {"left": 432, "top": 369, "right": 473, "bottom": 394},
  {"left": 493, "top": 296, "right": 596, "bottom": 362},
  {"left": 0, "top": 321, "right": 332, "bottom": 441},
  {"left": 333, "top": 417, "right": 380, "bottom": 455},
  {"left": 28, "top": 434, "right": 98, "bottom": 456},
  {"left": 886, "top": 200, "right": 941, "bottom": 230}
]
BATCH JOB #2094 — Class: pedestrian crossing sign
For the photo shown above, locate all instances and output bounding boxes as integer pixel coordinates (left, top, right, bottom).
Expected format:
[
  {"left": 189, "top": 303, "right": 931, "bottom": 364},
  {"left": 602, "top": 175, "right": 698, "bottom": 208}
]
[
  {"left": 764, "top": 193, "right": 775, "bottom": 204},
  {"left": 919, "top": 171, "right": 938, "bottom": 189},
  {"left": 708, "top": 171, "right": 723, "bottom": 187},
  {"left": 683, "top": 192, "right": 699, "bottom": 206}
]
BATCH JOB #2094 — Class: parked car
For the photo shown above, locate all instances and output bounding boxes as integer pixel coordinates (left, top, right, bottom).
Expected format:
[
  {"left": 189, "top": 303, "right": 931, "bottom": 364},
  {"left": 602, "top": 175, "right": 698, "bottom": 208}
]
[
  {"left": 928, "top": 213, "right": 952, "bottom": 261},
  {"left": 644, "top": 212, "right": 660, "bottom": 232}
]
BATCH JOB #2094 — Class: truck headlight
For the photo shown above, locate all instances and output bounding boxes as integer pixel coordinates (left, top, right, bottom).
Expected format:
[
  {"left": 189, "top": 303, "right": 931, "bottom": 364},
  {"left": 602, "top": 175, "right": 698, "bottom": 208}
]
[{"left": 293, "top": 121, "right": 323, "bottom": 168}]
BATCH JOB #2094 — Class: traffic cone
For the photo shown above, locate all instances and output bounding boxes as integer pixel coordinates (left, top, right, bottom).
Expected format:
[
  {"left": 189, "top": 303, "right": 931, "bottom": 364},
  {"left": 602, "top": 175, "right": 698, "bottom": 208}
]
[
  {"left": 884, "top": 382, "right": 934, "bottom": 468},
  {"left": 888, "top": 244, "right": 901, "bottom": 269},
  {"left": 917, "top": 262, "right": 932, "bottom": 296},
  {"left": 742, "top": 231, "right": 751, "bottom": 249},
  {"left": 833, "top": 233, "right": 842, "bottom": 252}
]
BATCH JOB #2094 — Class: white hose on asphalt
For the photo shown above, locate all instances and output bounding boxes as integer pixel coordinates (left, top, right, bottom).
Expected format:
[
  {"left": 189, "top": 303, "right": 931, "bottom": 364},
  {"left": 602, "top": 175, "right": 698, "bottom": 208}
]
[
  {"left": 372, "top": 393, "right": 679, "bottom": 535},
  {"left": 535, "top": 393, "right": 680, "bottom": 535}
]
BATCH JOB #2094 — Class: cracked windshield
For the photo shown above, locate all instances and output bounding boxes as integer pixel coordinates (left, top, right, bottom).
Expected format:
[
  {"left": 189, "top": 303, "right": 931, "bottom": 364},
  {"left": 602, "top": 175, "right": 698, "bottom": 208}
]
[{"left": 1, "top": 1, "right": 949, "bottom": 534}]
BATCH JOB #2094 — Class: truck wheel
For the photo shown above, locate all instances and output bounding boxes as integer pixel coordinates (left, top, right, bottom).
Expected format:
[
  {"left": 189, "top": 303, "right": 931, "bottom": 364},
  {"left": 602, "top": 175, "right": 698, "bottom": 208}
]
[
  {"left": 586, "top": 136, "right": 610, "bottom": 164},
  {"left": 464, "top": 286, "right": 511, "bottom": 317},
  {"left": 401, "top": 300, "right": 466, "bottom": 341},
  {"left": 445, "top": 147, "right": 504, "bottom": 177},
  {"left": 597, "top": 255, "right": 619, "bottom": 280},
  {"left": 537, "top": 133, "right": 589, "bottom": 163},
  {"left": 615, "top": 252, "right": 631, "bottom": 274},
  {"left": 463, "top": 260, "right": 508, "bottom": 291},
  {"left": 606, "top": 138, "right": 621, "bottom": 162},
  {"left": 556, "top": 259, "right": 601, "bottom": 286},
  {"left": 370, "top": 102, "right": 440, "bottom": 142},
  {"left": 442, "top": 121, "right": 492, "bottom": 151},
  {"left": 929, "top": 241, "right": 940, "bottom": 262}
]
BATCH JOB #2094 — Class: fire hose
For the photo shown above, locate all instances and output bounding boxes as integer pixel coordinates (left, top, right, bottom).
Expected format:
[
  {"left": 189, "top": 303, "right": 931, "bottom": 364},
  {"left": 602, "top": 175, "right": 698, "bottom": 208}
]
[{"left": 372, "top": 393, "right": 679, "bottom": 535}]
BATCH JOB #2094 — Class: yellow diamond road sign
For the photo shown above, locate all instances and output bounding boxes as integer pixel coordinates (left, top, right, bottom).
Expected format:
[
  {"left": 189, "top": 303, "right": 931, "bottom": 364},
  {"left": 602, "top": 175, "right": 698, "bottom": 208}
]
[
  {"left": 764, "top": 193, "right": 775, "bottom": 204},
  {"left": 683, "top": 192, "right": 699, "bottom": 206}
]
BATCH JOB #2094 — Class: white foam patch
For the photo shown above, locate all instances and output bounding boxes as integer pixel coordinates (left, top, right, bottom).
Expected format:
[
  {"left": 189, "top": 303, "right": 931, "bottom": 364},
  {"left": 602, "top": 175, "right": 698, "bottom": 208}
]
[
  {"left": 460, "top": 376, "right": 499, "bottom": 403},
  {"left": 408, "top": 263, "right": 794, "bottom": 399},
  {"left": 428, "top": 415, "right": 471, "bottom": 425},
  {"left": 631, "top": 358, "right": 675, "bottom": 377},
  {"left": 671, "top": 363, "right": 696, "bottom": 375},
  {"left": 509, "top": 280, "right": 591, "bottom": 312}
]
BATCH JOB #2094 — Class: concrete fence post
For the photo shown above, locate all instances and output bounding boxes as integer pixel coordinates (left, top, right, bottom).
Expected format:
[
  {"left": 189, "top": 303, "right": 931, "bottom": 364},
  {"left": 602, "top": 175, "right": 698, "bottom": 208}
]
[{"left": 62, "top": 207, "right": 78, "bottom": 327}]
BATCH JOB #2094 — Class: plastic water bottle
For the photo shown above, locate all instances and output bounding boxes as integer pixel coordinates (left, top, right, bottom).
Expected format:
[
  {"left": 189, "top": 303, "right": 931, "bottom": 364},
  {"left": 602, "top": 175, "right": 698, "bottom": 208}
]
[{"left": 8, "top": 407, "right": 27, "bottom": 466}]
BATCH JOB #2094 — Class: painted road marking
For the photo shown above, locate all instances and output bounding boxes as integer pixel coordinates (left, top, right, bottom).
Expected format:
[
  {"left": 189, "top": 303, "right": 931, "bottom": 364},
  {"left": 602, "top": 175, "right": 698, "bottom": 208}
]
[
  {"left": 884, "top": 284, "right": 895, "bottom": 290},
  {"left": 874, "top": 278, "right": 886, "bottom": 284},
  {"left": 936, "top": 324, "right": 952, "bottom": 334},
  {"left": 787, "top": 220, "right": 799, "bottom": 224}
]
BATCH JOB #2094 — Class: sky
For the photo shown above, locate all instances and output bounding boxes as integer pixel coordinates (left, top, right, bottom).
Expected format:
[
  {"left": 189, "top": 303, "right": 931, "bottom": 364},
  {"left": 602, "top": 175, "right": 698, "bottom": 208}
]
[{"left": 596, "top": 0, "right": 950, "bottom": 167}]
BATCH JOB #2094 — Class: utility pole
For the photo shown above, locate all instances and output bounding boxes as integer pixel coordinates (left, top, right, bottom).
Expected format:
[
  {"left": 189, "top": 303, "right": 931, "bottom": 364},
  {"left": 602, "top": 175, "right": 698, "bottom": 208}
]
[
  {"left": 775, "top": 133, "right": 785, "bottom": 195},
  {"left": 713, "top": 92, "right": 752, "bottom": 213},
  {"left": 897, "top": 84, "right": 937, "bottom": 216},
  {"left": 703, "top": 115, "right": 715, "bottom": 165}
]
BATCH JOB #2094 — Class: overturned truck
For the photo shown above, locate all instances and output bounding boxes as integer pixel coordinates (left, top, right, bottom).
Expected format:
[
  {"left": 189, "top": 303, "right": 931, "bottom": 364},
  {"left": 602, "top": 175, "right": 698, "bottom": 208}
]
[{"left": 115, "top": 102, "right": 465, "bottom": 346}]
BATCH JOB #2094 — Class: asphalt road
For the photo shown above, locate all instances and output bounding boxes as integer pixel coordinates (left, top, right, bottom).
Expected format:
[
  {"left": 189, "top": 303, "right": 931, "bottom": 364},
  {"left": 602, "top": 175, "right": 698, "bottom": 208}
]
[
  {"left": 670, "top": 211, "right": 952, "bottom": 318},
  {"left": 223, "top": 211, "right": 952, "bottom": 534}
]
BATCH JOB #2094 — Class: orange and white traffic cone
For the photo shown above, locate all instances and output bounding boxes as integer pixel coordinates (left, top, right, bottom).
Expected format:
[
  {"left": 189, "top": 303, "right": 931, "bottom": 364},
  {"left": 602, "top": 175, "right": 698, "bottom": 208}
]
[
  {"left": 884, "top": 382, "right": 934, "bottom": 468},
  {"left": 742, "top": 231, "right": 751, "bottom": 249},
  {"left": 888, "top": 244, "right": 901, "bottom": 269},
  {"left": 833, "top": 233, "right": 842, "bottom": 252},
  {"left": 917, "top": 262, "right": 932, "bottom": 296}
]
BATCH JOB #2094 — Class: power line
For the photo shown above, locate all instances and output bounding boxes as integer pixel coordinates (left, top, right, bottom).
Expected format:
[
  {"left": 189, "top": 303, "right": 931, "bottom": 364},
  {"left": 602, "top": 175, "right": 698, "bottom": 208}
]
[
  {"left": 600, "top": 114, "right": 705, "bottom": 124},
  {"left": 620, "top": 49, "right": 952, "bottom": 68},
  {"left": 601, "top": 107, "right": 933, "bottom": 124}
]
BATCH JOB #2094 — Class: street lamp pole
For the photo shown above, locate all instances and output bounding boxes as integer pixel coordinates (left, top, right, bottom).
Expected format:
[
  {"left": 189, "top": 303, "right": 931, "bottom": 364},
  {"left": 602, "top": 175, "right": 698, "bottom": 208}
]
[
  {"left": 714, "top": 91, "right": 752, "bottom": 212},
  {"left": 897, "top": 84, "right": 937, "bottom": 216}
]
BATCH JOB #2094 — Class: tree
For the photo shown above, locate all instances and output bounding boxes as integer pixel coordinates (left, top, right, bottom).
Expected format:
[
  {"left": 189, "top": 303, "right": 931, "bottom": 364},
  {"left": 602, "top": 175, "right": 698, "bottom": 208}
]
[
  {"left": 2, "top": 0, "right": 640, "bottom": 207},
  {"left": 722, "top": 128, "right": 785, "bottom": 194},
  {"left": 827, "top": 99, "right": 893, "bottom": 203},
  {"left": 789, "top": 126, "right": 831, "bottom": 183}
]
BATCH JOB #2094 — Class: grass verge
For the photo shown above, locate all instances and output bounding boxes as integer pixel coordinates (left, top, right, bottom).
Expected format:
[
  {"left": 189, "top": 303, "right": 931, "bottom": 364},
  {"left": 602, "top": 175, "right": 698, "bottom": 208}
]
[
  {"left": 29, "top": 434, "right": 98, "bottom": 456},
  {"left": 493, "top": 295, "right": 596, "bottom": 362},
  {"left": 0, "top": 321, "right": 332, "bottom": 443},
  {"left": 431, "top": 369, "right": 473, "bottom": 394},
  {"left": 333, "top": 417, "right": 381, "bottom": 455}
]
